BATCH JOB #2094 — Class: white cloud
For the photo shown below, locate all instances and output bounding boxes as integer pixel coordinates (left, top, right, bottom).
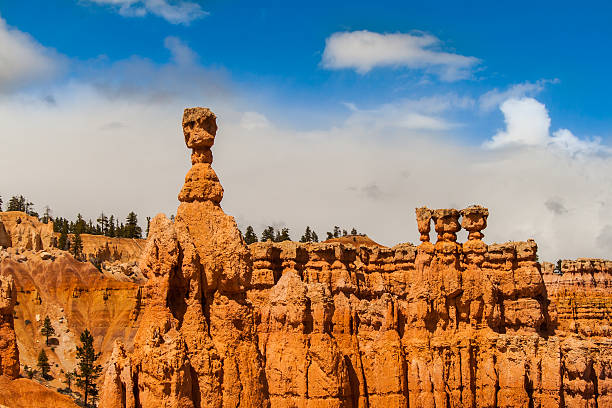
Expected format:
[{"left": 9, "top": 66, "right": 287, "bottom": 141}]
[
  {"left": 484, "top": 97, "right": 608, "bottom": 155},
  {"left": 1, "top": 33, "right": 611, "bottom": 264},
  {"left": 341, "top": 95, "right": 472, "bottom": 132},
  {"left": 479, "top": 79, "right": 559, "bottom": 111},
  {"left": 321, "top": 30, "right": 479, "bottom": 80},
  {"left": 83, "top": 0, "right": 207, "bottom": 24},
  {"left": 164, "top": 36, "right": 197, "bottom": 65},
  {"left": 0, "top": 16, "right": 62, "bottom": 92}
]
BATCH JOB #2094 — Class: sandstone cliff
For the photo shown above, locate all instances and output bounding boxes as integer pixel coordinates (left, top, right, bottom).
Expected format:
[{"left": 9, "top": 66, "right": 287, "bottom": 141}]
[
  {"left": 0, "top": 376, "right": 79, "bottom": 408},
  {"left": 99, "top": 108, "right": 612, "bottom": 408},
  {"left": 0, "top": 247, "right": 143, "bottom": 388},
  {"left": 543, "top": 259, "right": 612, "bottom": 337},
  {"left": 0, "top": 269, "right": 19, "bottom": 379},
  {"left": 0, "top": 211, "right": 55, "bottom": 250},
  {"left": 62, "top": 233, "right": 145, "bottom": 264}
]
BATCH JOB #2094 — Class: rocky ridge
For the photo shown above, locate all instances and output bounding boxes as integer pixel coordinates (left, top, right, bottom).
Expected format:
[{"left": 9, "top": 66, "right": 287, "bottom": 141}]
[
  {"left": 543, "top": 259, "right": 612, "bottom": 337},
  {"left": 99, "top": 108, "right": 612, "bottom": 408}
]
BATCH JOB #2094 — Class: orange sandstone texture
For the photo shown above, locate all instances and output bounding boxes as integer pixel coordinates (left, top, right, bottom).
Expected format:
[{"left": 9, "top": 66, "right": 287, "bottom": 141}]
[
  {"left": 0, "top": 270, "right": 19, "bottom": 379},
  {"left": 0, "top": 376, "right": 79, "bottom": 408},
  {"left": 542, "top": 259, "right": 612, "bottom": 337},
  {"left": 0, "top": 211, "right": 55, "bottom": 250},
  {"left": 0, "top": 246, "right": 143, "bottom": 392},
  {"left": 101, "top": 108, "right": 612, "bottom": 408}
]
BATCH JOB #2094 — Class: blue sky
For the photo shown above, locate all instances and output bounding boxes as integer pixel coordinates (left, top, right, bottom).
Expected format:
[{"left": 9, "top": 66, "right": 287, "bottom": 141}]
[
  {"left": 3, "top": 0, "right": 612, "bottom": 135},
  {"left": 1, "top": 0, "right": 612, "bottom": 260}
]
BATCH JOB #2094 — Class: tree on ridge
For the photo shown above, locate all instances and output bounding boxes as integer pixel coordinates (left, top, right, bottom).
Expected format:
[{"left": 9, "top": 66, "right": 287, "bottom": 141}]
[
  {"left": 244, "top": 226, "right": 258, "bottom": 245},
  {"left": 37, "top": 349, "right": 50, "bottom": 379},
  {"left": 75, "top": 329, "right": 102, "bottom": 407},
  {"left": 261, "top": 226, "right": 275, "bottom": 242},
  {"left": 40, "top": 316, "right": 56, "bottom": 346}
]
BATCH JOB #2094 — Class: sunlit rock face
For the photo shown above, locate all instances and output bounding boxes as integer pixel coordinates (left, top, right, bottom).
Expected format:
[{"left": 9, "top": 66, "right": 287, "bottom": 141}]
[
  {"left": 0, "top": 271, "right": 18, "bottom": 379},
  {"left": 100, "top": 108, "right": 612, "bottom": 408}
]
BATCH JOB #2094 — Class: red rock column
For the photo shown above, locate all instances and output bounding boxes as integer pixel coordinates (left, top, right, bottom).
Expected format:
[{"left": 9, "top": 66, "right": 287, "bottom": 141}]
[
  {"left": 460, "top": 205, "right": 489, "bottom": 267},
  {"left": 414, "top": 207, "right": 434, "bottom": 285},
  {"left": 178, "top": 107, "right": 223, "bottom": 204},
  {"left": 432, "top": 209, "right": 461, "bottom": 266}
]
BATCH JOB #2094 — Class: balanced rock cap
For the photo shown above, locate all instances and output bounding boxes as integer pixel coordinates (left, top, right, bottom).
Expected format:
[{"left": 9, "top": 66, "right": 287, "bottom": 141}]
[{"left": 183, "top": 107, "right": 218, "bottom": 149}]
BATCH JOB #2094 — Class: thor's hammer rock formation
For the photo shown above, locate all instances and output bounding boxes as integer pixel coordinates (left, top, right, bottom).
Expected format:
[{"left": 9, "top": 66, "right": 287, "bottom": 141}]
[{"left": 101, "top": 108, "right": 612, "bottom": 408}]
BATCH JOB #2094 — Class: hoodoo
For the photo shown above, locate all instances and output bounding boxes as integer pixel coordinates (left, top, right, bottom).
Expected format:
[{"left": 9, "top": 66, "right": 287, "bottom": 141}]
[{"left": 101, "top": 108, "right": 612, "bottom": 408}]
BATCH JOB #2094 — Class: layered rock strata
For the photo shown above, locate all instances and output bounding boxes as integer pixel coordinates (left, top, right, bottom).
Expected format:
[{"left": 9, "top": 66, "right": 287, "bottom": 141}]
[
  {"left": 543, "top": 259, "right": 612, "bottom": 337},
  {"left": 101, "top": 108, "right": 612, "bottom": 408},
  {"left": 0, "top": 247, "right": 143, "bottom": 382},
  {"left": 0, "top": 211, "right": 55, "bottom": 250}
]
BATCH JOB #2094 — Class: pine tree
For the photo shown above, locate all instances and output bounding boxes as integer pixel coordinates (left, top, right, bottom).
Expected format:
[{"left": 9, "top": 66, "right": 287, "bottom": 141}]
[
  {"left": 37, "top": 349, "right": 50, "bottom": 379},
  {"left": 72, "top": 230, "right": 83, "bottom": 260},
  {"left": 244, "top": 226, "right": 258, "bottom": 245},
  {"left": 311, "top": 231, "right": 319, "bottom": 242},
  {"left": 125, "top": 212, "right": 142, "bottom": 239},
  {"left": 333, "top": 226, "right": 341, "bottom": 238},
  {"left": 24, "top": 199, "right": 36, "bottom": 217},
  {"left": 40, "top": 316, "right": 56, "bottom": 346},
  {"left": 108, "top": 215, "right": 116, "bottom": 237},
  {"left": 96, "top": 213, "right": 108, "bottom": 236},
  {"left": 7, "top": 195, "right": 26, "bottom": 212},
  {"left": 58, "top": 222, "right": 69, "bottom": 251},
  {"left": 146, "top": 216, "right": 151, "bottom": 238},
  {"left": 261, "top": 226, "right": 275, "bottom": 242},
  {"left": 42, "top": 206, "right": 52, "bottom": 224},
  {"left": 351, "top": 227, "right": 358, "bottom": 235},
  {"left": 0, "top": 195, "right": 3, "bottom": 211},
  {"left": 300, "top": 226, "right": 312, "bottom": 243},
  {"left": 75, "top": 329, "right": 102, "bottom": 407},
  {"left": 63, "top": 369, "right": 76, "bottom": 391},
  {"left": 326, "top": 232, "right": 333, "bottom": 240},
  {"left": 278, "top": 228, "right": 291, "bottom": 242}
]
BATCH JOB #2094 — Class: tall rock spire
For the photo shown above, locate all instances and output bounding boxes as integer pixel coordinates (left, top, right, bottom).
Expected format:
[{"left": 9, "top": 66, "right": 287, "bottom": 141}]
[{"left": 179, "top": 107, "right": 223, "bottom": 204}]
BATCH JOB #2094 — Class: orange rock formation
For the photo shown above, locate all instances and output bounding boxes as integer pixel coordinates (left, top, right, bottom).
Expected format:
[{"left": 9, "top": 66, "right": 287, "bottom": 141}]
[
  {"left": 543, "top": 259, "right": 612, "bottom": 337},
  {"left": 99, "top": 108, "right": 612, "bottom": 408},
  {"left": 0, "top": 211, "right": 55, "bottom": 250},
  {"left": 1, "top": 248, "right": 143, "bottom": 378},
  {"left": 0, "top": 376, "right": 79, "bottom": 407},
  {"left": 0, "top": 270, "right": 19, "bottom": 379}
]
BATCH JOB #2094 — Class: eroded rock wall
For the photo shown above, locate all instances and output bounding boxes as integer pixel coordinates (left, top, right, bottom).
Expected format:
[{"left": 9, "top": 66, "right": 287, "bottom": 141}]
[
  {"left": 100, "top": 108, "right": 612, "bottom": 408},
  {"left": 0, "top": 247, "right": 142, "bottom": 382},
  {"left": 0, "top": 269, "right": 19, "bottom": 379},
  {"left": 0, "top": 211, "right": 55, "bottom": 250},
  {"left": 543, "top": 259, "right": 612, "bottom": 337}
]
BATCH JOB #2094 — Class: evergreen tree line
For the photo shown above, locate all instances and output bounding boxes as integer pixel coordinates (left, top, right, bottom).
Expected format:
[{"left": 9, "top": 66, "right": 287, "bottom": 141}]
[
  {"left": 53, "top": 211, "right": 143, "bottom": 239},
  {"left": 242, "top": 225, "right": 361, "bottom": 245},
  {"left": 28, "top": 315, "right": 102, "bottom": 407},
  {"left": 325, "top": 226, "right": 360, "bottom": 240},
  {"left": 1, "top": 195, "right": 146, "bottom": 241},
  {"left": 0, "top": 195, "right": 42, "bottom": 218}
]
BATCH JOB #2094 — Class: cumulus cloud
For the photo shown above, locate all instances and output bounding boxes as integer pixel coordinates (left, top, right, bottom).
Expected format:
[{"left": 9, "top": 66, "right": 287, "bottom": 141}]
[
  {"left": 321, "top": 30, "right": 479, "bottom": 80},
  {"left": 0, "top": 16, "right": 63, "bottom": 92},
  {"left": 479, "top": 79, "right": 559, "bottom": 111},
  {"left": 484, "top": 97, "right": 609, "bottom": 155},
  {"left": 82, "top": 0, "right": 207, "bottom": 24},
  {"left": 1, "top": 33, "right": 612, "bottom": 263}
]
